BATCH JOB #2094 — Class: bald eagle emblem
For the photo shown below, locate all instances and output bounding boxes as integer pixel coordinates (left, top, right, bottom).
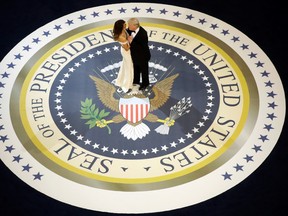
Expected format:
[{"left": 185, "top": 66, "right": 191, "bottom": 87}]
[{"left": 81, "top": 73, "right": 192, "bottom": 140}]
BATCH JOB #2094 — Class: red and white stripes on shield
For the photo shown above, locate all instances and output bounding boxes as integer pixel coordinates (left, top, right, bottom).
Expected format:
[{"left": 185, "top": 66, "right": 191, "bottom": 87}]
[{"left": 119, "top": 97, "right": 150, "bottom": 123}]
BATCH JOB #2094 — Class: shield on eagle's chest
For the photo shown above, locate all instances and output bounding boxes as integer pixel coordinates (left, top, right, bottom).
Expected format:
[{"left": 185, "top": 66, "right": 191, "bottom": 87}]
[{"left": 119, "top": 96, "right": 150, "bottom": 123}]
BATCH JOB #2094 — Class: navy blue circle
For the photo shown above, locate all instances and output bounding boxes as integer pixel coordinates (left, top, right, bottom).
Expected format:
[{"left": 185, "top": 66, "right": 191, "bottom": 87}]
[{"left": 50, "top": 42, "right": 220, "bottom": 159}]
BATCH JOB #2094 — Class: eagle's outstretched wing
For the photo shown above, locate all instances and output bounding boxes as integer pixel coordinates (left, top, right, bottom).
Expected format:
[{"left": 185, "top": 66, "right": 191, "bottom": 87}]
[
  {"left": 150, "top": 73, "right": 179, "bottom": 112},
  {"left": 89, "top": 75, "right": 119, "bottom": 112}
]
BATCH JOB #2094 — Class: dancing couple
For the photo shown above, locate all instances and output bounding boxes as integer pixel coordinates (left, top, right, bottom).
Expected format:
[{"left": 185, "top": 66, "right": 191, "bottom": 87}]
[{"left": 112, "top": 18, "right": 151, "bottom": 93}]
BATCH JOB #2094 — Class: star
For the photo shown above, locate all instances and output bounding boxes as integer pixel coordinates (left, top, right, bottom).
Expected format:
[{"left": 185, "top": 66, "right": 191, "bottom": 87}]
[
  {"left": 91, "top": 11, "right": 99, "bottom": 17},
  {"left": 259, "top": 135, "right": 269, "bottom": 142},
  {"left": 22, "top": 164, "right": 32, "bottom": 172},
  {"left": 202, "top": 115, "right": 209, "bottom": 121},
  {"left": 146, "top": 7, "right": 154, "bottom": 13},
  {"left": 70, "top": 129, "right": 77, "bottom": 135},
  {"left": 33, "top": 172, "right": 44, "bottom": 180},
  {"left": 14, "top": 53, "right": 23, "bottom": 60},
  {"left": 74, "top": 62, "right": 81, "bottom": 67},
  {"left": 111, "top": 148, "right": 118, "bottom": 154},
  {"left": 264, "top": 80, "right": 274, "bottom": 88},
  {"left": 55, "top": 91, "right": 62, "bottom": 97},
  {"left": 170, "top": 142, "right": 178, "bottom": 148},
  {"left": 186, "top": 14, "right": 194, "bottom": 20},
  {"left": 121, "top": 149, "right": 128, "bottom": 155},
  {"left": 84, "top": 139, "right": 91, "bottom": 145},
  {"left": 267, "top": 91, "right": 277, "bottom": 98},
  {"left": 151, "top": 148, "right": 159, "bottom": 154},
  {"left": 263, "top": 124, "right": 274, "bottom": 131},
  {"left": 88, "top": 53, "right": 95, "bottom": 58},
  {"left": 131, "top": 150, "right": 139, "bottom": 156},
  {"left": 7, "top": 62, "right": 16, "bottom": 68},
  {"left": 160, "top": 8, "right": 168, "bottom": 14},
  {"left": 192, "top": 127, "right": 199, "bottom": 133},
  {"left": 180, "top": 55, "right": 187, "bottom": 60},
  {"left": 54, "top": 98, "right": 61, "bottom": 103},
  {"left": 103, "top": 47, "right": 110, "bottom": 52},
  {"left": 231, "top": 36, "right": 240, "bottom": 42},
  {"left": 197, "top": 121, "right": 205, "bottom": 127},
  {"left": 93, "top": 143, "right": 100, "bottom": 149},
  {"left": 210, "top": 23, "right": 218, "bottom": 29},
  {"left": 267, "top": 113, "right": 277, "bottom": 120},
  {"left": 243, "top": 154, "right": 253, "bottom": 162},
  {"left": 43, "top": 31, "right": 51, "bottom": 37},
  {"left": 54, "top": 25, "right": 62, "bottom": 31},
  {"left": 255, "top": 61, "right": 264, "bottom": 67},
  {"left": 77, "top": 134, "right": 84, "bottom": 140},
  {"left": 185, "top": 133, "right": 193, "bottom": 138},
  {"left": 198, "top": 70, "right": 204, "bottom": 75},
  {"left": 205, "top": 82, "right": 212, "bottom": 87},
  {"left": 61, "top": 73, "right": 70, "bottom": 78},
  {"left": 12, "top": 155, "right": 23, "bottom": 163},
  {"left": 187, "top": 59, "right": 193, "bottom": 65},
  {"left": 233, "top": 163, "right": 244, "bottom": 172},
  {"left": 221, "top": 29, "right": 229, "bottom": 35},
  {"left": 248, "top": 52, "right": 257, "bottom": 58},
  {"left": 104, "top": 9, "right": 113, "bottom": 15},
  {"left": 101, "top": 146, "right": 109, "bottom": 152},
  {"left": 5, "top": 145, "right": 15, "bottom": 153},
  {"left": 268, "top": 102, "right": 277, "bottom": 109},
  {"left": 173, "top": 52, "right": 180, "bottom": 57},
  {"left": 132, "top": 7, "right": 140, "bottom": 13},
  {"left": 112, "top": 45, "right": 119, "bottom": 51},
  {"left": 0, "top": 135, "right": 8, "bottom": 142},
  {"left": 261, "top": 70, "right": 270, "bottom": 77},
  {"left": 205, "top": 109, "right": 212, "bottom": 114},
  {"left": 173, "top": 11, "right": 181, "bottom": 17},
  {"left": 178, "top": 137, "right": 186, "bottom": 143},
  {"left": 68, "top": 67, "right": 75, "bottom": 72},
  {"left": 60, "top": 119, "right": 67, "bottom": 125},
  {"left": 252, "top": 145, "right": 262, "bottom": 153},
  {"left": 95, "top": 50, "right": 102, "bottom": 55},
  {"left": 66, "top": 19, "right": 74, "bottom": 25},
  {"left": 118, "top": 7, "right": 126, "bottom": 13},
  {"left": 161, "top": 145, "right": 168, "bottom": 151},
  {"left": 78, "top": 15, "right": 86, "bottom": 21},
  {"left": 240, "top": 44, "right": 249, "bottom": 50},
  {"left": 0, "top": 82, "right": 5, "bottom": 88},
  {"left": 64, "top": 124, "right": 71, "bottom": 130},
  {"left": 23, "top": 45, "right": 31, "bottom": 51},
  {"left": 222, "top": 172, "right": 232, "bottom": 180},
  {"left": 198, "top": 18, "right": 207, "bottom": 24}
]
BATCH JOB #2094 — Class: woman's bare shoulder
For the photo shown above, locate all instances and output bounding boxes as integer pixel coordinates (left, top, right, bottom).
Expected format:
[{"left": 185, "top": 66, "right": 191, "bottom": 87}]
[{"left": 118, "top": 35, "right": 127, "bottom": 43}]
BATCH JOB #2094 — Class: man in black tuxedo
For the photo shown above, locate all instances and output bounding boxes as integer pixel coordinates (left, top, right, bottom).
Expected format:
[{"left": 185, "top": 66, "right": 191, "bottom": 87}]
[{"left": 127, "top": 18, "right": 151, "bottom": 91}]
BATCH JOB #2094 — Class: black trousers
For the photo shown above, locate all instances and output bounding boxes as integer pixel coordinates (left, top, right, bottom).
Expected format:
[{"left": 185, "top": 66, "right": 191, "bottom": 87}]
[{"left": 133, "top": 61, "right": 149, "bottom": 86}]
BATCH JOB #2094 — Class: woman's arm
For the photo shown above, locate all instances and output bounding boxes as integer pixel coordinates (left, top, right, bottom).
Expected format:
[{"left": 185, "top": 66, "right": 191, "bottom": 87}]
[{"left": 118, "top": 36, "right": 130, "bottom": 51}]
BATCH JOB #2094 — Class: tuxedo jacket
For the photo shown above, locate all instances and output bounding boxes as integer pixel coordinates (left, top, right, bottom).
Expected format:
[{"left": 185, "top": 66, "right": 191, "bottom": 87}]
[{"left": 127, "top": 26, "right": 151, "bottom": 65}]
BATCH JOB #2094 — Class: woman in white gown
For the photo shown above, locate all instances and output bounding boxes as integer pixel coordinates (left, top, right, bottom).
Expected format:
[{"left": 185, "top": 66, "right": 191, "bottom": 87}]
[{"left": 112, "top": 20, "right": 134, "bottom": 93}]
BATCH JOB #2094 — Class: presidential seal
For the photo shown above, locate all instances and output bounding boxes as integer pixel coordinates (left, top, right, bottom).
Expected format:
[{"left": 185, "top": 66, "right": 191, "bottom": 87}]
[{"left": 0, "top": 3, "right": 285, "bottom": 214}]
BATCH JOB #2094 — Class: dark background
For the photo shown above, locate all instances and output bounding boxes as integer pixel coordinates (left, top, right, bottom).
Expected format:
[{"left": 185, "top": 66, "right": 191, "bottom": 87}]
[{"left": 0, "top": 0, "right": 287, "bottom": 215}]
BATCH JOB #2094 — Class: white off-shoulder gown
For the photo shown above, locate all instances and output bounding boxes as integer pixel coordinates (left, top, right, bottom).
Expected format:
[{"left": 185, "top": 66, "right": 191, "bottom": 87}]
[{"left": 115, "top": 40, "right": 134, "bottom": 93}]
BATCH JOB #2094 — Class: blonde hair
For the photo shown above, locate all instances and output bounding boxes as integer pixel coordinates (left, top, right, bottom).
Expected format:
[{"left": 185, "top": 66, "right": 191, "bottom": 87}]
[{"left": 127, "top": 18, "right": 140, "bottom": 27}]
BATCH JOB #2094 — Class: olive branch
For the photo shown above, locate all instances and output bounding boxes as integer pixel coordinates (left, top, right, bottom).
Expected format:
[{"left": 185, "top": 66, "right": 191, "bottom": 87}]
[{"left": 80, "top": 98, "right": 111, "bottom": 134}]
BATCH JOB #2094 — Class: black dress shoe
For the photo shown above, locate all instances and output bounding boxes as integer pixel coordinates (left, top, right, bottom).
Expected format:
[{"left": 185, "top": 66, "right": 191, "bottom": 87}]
[
  {"left": 139, "top": 85, "right": 148, "bottom": 91},
  {"left": 125, "top": 88, "right": 132, "bottom": 93}
]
